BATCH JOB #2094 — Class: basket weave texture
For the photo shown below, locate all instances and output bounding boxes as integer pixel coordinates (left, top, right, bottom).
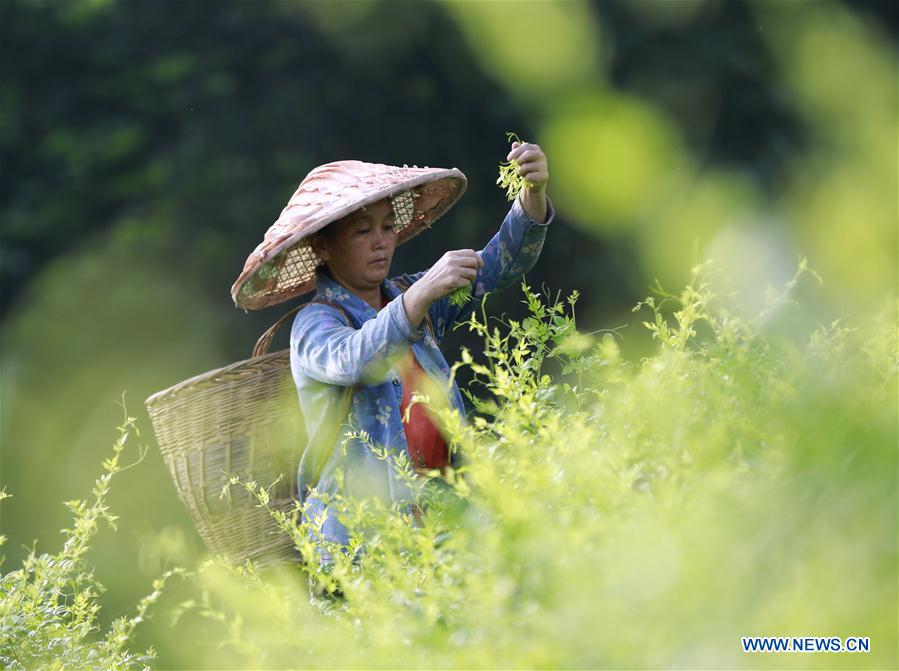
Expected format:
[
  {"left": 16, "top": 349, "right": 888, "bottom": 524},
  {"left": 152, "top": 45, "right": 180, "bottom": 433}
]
[
  {"left": 230, "top": 160, "right": 466, "bottom": 310},
  {"left": 145, "top": 300, "right": 349, "bottom": 567}
]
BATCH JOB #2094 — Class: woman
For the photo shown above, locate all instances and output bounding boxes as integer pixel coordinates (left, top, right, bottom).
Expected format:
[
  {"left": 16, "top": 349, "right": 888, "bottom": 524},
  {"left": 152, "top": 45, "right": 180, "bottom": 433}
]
[{"left": 231, "top": 143, "right": 552, "bottom": 568}]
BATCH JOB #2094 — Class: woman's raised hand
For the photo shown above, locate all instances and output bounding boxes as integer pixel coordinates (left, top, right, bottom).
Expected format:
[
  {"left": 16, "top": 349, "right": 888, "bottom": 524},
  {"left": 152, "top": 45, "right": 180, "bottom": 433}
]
[
  {"left": 508, "top": 141, "right": 549, "bottom": 194},
  {"left": 509, "top": 141, "right": 550, "bottom": 223}
]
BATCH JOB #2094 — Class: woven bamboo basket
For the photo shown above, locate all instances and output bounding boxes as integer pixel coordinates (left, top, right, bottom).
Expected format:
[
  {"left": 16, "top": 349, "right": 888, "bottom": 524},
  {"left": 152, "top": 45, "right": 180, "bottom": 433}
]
[{"left": 145, "top": 303, "right": 338, "bottom": 567}]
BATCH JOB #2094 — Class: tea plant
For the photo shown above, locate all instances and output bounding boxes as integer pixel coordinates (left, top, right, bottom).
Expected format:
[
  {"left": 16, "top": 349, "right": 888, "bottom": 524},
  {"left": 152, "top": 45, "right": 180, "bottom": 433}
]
[
  {"left": 178, "top": 260, "right": 895, "bottom": 669},
  {"left": 0, "top": 407, "right": 183, "bottom": 671},
  {"left": 4, "top": 263, "right": 895, "bottom": 669}
]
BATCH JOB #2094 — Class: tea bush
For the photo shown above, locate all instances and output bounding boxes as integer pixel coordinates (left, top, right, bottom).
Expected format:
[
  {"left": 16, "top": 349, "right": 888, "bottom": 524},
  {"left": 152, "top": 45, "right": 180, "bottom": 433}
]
[
  {"left": 0, "top": 410, "right": 184, "bottom": 670},
  {"left": 2, "top": 263, "right": 895, "bottom": 669},
  {"left": 193, "top": 260, "right": 895, "bottom": 669}
]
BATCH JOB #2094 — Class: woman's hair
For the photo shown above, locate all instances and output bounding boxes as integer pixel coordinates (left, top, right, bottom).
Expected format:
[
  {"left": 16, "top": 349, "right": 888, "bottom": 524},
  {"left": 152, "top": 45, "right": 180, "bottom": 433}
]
[{"left": 313, "top": 224, "right": 337, "bottom": 243}]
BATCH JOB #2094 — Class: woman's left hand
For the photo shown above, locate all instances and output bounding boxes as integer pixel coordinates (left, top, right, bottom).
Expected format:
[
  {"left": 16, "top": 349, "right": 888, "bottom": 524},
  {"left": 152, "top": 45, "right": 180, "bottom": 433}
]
[
  {"left": 508, "top": 141, "right": 549, "bottom": 222},
  {"left": 508, "top": 141, "right": 549, "bottom": 194}
]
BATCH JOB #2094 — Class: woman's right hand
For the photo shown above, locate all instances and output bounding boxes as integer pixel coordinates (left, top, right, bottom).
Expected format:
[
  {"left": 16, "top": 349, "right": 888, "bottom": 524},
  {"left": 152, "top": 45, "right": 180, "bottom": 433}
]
[
  {"left": 418, "top": 249, "right": 484, "bottom": 303},
  {"left": 401, "top": 250, "right": 484, "bottom": 331}
]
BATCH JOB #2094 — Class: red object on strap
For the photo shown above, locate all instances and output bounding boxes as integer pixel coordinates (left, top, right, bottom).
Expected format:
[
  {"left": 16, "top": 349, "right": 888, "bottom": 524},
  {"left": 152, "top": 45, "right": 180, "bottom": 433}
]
[
  {"left": 380, "top": 293, "right": 449, "bottom": 471},
  {"left": 399, "top": 352, "right": 450, "bottom": 471}
]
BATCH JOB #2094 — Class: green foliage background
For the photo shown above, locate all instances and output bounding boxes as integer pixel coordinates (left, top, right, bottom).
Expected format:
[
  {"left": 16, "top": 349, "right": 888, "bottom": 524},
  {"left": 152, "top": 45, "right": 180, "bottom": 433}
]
[{"left": 1, "top": 0, "right": 896, "bottom": 668}]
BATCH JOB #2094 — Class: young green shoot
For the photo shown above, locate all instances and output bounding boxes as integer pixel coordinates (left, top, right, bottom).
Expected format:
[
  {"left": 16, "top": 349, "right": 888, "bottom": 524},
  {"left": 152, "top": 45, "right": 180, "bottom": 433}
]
[
  {"left": 497, "top": 132, "right": 534, "bottom": 202},
  {"left": 449, "top": 283, "right": 472, "bottom": 307}
]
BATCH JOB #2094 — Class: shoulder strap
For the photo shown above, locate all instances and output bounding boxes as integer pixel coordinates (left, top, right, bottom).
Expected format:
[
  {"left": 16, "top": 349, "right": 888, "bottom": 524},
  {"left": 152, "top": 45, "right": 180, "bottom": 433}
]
[{"left": 251, "top": 299, "right": 353, "bottom": 358}]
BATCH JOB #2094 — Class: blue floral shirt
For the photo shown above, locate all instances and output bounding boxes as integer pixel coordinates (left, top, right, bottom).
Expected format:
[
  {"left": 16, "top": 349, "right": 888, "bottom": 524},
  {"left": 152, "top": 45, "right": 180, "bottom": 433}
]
[{"left": 290, "top": 195, "right": 554, "bottom": 561}]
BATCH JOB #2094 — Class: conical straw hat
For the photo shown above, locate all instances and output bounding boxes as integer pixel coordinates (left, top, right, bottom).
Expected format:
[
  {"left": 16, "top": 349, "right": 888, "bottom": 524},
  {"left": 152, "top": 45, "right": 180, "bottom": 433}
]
[{"left": 231, "top": 160, "right": 467, "bottom": 310}]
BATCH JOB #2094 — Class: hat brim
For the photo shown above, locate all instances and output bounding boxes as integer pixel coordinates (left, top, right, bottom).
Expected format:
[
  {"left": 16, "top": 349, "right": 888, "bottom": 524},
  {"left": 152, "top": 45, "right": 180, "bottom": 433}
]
[{"left": 231, "top": 167, "right": 466, "bottom": 310}]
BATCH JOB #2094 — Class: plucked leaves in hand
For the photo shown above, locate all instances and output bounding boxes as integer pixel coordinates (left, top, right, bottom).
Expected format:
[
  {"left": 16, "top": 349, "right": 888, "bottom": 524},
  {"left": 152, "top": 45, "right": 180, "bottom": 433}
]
[
  {"left": 448, "top": 283, "right": 472, "bottom": 307},
  {"left": 497, "top": 132, "right": 534, "bottom": 202}
]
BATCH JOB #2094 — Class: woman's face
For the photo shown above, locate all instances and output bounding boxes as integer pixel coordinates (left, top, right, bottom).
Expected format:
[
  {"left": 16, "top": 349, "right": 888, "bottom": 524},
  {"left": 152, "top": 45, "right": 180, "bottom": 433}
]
[{"left": 312, "top": 198, "right": 397, "bottom": 296}]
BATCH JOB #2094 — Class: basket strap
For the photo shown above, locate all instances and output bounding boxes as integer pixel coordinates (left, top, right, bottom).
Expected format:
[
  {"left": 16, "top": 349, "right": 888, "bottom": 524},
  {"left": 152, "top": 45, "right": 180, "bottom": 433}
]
[{"left": 252, "top": 300, "right": 353, "bottom": 358}]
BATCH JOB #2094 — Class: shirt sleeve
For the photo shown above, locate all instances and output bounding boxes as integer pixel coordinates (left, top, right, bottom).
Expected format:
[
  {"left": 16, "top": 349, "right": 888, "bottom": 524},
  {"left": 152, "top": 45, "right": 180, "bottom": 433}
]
[
  {"left": 291, "top": 294, "right": 423, "bottom": 386},
  {"left": 394, "top": 194, "right": 555, "bottom": 343}
]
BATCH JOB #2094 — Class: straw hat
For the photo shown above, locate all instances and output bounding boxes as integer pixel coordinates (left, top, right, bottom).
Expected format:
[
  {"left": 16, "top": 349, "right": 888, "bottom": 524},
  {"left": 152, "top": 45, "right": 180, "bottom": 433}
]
[{"left": 231, "top": 160, "right": 467, "bottom": 310}]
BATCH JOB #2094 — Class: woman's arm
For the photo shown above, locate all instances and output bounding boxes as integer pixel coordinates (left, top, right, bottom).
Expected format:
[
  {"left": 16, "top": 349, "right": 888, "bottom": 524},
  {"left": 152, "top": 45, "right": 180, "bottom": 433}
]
[
  {"left": 398, "top": 142, "right": 553, "bottom": 342},
  {"left": 291, "top": 296, "right": 422, "bottom": 386},
  {"left": 394, "top": 193, "right": 554, "bottom": 343},
  {"left": 451, "top": 194, "right": 553, "bottom": 326}
]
